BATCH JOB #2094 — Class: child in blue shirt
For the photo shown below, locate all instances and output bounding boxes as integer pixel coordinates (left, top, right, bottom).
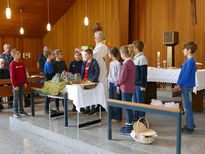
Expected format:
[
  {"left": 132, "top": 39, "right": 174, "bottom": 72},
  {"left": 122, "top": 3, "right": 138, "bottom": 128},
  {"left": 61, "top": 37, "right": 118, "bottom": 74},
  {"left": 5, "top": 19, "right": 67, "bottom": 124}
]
[
  {"left": 44, "top": 49, "right": 56, "bottom": 114},
  {"left": 173, "top": 41, "right": 197, "bottom": 134}
]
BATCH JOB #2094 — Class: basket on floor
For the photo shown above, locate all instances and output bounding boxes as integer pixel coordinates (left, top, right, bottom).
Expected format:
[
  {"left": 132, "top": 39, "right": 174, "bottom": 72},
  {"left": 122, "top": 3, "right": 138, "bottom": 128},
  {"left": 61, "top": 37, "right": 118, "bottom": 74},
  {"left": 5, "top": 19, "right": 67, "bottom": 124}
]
[{"left": 130, "top": 117, "right": 157, "bottom": 144}]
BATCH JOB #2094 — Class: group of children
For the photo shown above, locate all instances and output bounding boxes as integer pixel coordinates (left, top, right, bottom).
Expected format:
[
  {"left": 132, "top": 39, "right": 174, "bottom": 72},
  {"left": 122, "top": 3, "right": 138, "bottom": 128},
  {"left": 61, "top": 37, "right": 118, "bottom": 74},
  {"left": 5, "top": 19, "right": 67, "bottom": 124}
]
[
  {"left": 108, "top": 40, "right": 197, "bottom": 135},
  {"left": 108, "top": 41, "right": 148, "bottom": 134},
  {"left": 3, "top": 40, "right": 197, "bottom": 135},
  {"left": 43, "top": 48, "right": 100, "bottom": 115}
]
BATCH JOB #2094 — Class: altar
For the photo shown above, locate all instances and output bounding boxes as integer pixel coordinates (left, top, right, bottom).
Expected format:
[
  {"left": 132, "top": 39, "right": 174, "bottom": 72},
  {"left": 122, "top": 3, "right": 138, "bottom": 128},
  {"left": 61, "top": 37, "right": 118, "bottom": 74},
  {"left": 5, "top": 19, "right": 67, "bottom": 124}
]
[
  {"left": 145, "top": 67, "right": 205, "bottom": 112},
  {"left": 61, "top": 83, "right": 107, "bottom": 112}
]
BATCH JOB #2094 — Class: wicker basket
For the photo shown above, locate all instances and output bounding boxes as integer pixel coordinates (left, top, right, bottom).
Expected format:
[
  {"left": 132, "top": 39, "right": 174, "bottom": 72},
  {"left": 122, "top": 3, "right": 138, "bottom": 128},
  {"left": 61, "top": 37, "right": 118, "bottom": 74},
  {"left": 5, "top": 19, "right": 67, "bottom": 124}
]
[{"left": 131, "top": 117, "right": 156, "bottom": 144}]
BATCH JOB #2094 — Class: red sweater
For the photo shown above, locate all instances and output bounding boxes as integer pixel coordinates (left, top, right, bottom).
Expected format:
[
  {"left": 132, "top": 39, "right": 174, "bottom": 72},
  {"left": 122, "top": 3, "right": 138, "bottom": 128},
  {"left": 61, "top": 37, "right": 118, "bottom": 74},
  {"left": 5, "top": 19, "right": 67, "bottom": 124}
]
[{"left": 9, "top": 61, "right": 27, "bottom": 87}]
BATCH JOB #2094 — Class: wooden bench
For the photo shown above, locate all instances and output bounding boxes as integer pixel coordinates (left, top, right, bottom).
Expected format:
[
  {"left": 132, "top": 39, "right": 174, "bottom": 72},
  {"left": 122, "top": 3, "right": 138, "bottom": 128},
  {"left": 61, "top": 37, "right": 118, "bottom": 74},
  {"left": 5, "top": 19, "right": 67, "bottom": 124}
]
[
  {"left": 107, "top": 99, "right": 181, "bottom": 154},
  {"left": 30, "top": 87, "right": 68, "bottom": 127},
  {"left": 0, "top": 76, "right": 44, "bottom": 106}
]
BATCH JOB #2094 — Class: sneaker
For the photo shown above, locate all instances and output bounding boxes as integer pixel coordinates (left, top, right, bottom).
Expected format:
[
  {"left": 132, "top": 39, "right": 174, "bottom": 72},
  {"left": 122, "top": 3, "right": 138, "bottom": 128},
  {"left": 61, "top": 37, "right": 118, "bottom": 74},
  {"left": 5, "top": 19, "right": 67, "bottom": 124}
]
[
  {"left": 19, "top": 112, "right": 27, "bottom": 117},
  {"left": 182, "top": 124, "right": 196, "bottom": 130},
  {"left": 119, "top": 124, "right": 133, "bottom": 135},
  {"left": 88, "top": 109, "right": 96, "bottom": 115},
  {"left": 81, "top": 109, "right": 90, "bottom": 114},
  {"left": 72, "top": 107, "right": 77, "bottom": 112},
  {"left": 13, "top": 113, "right": 21, "bottom": 118},
  {"left": 182, "top": 127, "right": 194, "bottom": 134}
]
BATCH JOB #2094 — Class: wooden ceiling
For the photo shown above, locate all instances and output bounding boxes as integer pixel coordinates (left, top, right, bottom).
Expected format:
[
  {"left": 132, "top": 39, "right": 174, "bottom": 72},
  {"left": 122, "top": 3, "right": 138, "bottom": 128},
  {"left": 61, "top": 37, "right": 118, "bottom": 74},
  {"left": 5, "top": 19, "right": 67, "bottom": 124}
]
[{"left": 0, "top": 0, "right": 75, "bottom": 37}]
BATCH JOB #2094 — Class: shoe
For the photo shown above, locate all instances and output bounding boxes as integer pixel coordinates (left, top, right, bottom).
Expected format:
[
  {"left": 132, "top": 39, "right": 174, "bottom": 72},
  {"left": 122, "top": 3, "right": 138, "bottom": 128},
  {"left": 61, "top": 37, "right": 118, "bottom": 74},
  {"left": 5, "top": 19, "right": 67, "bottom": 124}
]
[
  {"left": 82, "top": 109, "right": 90, "bottom": 114},
  {"left": 182, "top": 124, "right": 196, "bottom": 129},
  {"left": 13, "top": 113, "right": 21, "bottom": 118},
  {"left": 80, "top": 108, "right": 85, "bottom": 113},
  {"left": 51, "top": 110, "right": 64, "bottom": 117},
  {"left": 88, "top": 109, "right": 96, "bottom": 115},
  {"left": 88, "top": 105, "right": 96, "bottom": 115},
  {"left": 182, "top": 127, "right": 194, "bottom": 134},
  {"left": 50, "top": 110, "right": 57, "bottom": 118},
  {"left": 19, "top": 112, "right": 27, "bottom": 117},
  {"left": 72, "top": 105, "right": 77, "bottom": 112},
  {"left": 72, "top": 108, "right": 77, "bottom": 112},
  {"left": 119, "top": 124, "right": 133, "bottom": 135}
]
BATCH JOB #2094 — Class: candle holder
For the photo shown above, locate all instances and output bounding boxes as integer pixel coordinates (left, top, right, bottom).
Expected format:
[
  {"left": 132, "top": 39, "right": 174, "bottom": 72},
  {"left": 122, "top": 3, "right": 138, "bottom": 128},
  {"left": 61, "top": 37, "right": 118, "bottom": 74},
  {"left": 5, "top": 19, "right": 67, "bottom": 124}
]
[{"left": 163, "top": 60, "right": 167, "bottom": 69}]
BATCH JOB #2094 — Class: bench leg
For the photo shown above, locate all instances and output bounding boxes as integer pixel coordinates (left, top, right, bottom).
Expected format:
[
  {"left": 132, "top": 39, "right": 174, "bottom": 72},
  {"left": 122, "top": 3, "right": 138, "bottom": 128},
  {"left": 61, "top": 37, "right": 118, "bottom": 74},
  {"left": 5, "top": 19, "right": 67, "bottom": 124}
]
[
  {"left": 176, "top": 113, "right": 181, "bottom": 154},
  {"left": 31, "top": 90, "right": 35, "bottom": 116},
  {"left": 107, "top": 105, "right": 112, "bottom": 140},
  {"left": 64, "top": 95, "right": 68, "bottom": 127}
]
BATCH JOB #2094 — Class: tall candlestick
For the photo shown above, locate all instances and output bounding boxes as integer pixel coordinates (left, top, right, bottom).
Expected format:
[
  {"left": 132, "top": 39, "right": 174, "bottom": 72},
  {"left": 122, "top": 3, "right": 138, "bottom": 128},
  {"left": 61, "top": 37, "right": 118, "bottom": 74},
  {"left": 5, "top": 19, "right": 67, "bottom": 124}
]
[{"left": 157, "top": 51, "right": 160, "bottom": 68}]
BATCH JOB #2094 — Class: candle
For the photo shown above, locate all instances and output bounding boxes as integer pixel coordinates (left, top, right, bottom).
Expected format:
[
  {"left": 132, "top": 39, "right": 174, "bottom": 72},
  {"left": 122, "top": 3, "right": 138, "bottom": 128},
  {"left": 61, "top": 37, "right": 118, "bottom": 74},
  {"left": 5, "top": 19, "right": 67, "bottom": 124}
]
[{"left": 157, "top": 51, "right": 160, "bottom": 68}]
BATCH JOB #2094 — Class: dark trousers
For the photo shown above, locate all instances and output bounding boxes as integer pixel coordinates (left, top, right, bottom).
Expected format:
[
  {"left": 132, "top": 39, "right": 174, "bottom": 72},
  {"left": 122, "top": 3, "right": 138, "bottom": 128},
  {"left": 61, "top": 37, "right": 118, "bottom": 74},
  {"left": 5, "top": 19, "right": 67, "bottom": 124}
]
[
  {"left": 54, "top": 98, "right": 64, "bottom": 111},
  {"left": 13, "top": 84, "right": 25, "bottom": 114},
  {"left": 109, "top": 82, "right": 122, "bottom": 120}
]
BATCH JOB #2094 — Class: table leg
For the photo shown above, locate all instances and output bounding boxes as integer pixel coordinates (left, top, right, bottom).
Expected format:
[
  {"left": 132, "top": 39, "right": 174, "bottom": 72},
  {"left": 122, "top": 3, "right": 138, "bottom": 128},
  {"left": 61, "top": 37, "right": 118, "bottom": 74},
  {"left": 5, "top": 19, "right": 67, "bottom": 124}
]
[
  {"left": 107, "top": 105, "right": 112, "bottom": 140},
  {"left": 176, "top": 113, "right": 181, "bottom": 154},
  {"left": 31, "top": 90, "right": 35, "bottom": 116},
  {"left": 64, "top": 94, "right": 68, "bottom": 127}
]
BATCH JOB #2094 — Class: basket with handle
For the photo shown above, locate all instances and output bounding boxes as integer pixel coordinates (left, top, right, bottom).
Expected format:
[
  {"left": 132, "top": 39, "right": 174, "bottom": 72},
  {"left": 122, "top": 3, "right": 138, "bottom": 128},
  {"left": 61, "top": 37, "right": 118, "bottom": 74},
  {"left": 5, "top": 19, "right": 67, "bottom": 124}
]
[{"left": 131, "top": 117, "right": 157, "bottom": 144}]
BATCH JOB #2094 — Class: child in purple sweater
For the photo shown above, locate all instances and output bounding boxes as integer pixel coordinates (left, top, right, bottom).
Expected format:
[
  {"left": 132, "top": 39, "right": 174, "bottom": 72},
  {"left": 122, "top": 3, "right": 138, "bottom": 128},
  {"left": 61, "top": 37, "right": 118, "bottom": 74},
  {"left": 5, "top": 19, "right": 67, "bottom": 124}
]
[{"left": 116, "top": 45, "right": 136, "bottom": 134}]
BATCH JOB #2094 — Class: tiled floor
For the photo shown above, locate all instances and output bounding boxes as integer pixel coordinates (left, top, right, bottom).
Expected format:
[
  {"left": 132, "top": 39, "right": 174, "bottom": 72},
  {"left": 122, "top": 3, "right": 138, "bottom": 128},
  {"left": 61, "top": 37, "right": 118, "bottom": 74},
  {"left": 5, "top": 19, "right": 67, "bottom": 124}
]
[{"left": 0, "top": 88, "right": 205, "bottom": 154}]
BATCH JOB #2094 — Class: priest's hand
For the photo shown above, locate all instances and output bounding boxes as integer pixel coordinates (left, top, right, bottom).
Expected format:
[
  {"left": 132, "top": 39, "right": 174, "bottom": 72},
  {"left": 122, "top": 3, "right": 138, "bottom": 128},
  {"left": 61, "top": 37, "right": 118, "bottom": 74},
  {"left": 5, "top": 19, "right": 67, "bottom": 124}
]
[
  {"left": 25, "top": 84, "right": 27, "bottom": 89},
  {"left": 173, "top": 85, "right": 181, "bottom": 92}
]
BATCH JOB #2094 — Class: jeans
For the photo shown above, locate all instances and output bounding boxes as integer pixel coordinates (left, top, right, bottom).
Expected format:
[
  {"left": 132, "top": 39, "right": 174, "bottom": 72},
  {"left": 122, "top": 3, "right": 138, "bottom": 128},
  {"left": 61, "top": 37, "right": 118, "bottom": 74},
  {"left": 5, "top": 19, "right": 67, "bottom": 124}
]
[
  {"left": 55, "top": 98, "right": 64, "bottom": 111},
  {"left": 109, "top": 82, "right": 122, "bottom": 120},
  {"left": 181, "top": 87, "right": 194, "bottom": 129},
  {"left": 133, "top": 86, "right": 146, "bottom": 121},
  {"left": 13, "top": 84, "right": 25, "bottom": 114},
  {"left": 121, "top": 92, "right": 133, "bottom": 124}
]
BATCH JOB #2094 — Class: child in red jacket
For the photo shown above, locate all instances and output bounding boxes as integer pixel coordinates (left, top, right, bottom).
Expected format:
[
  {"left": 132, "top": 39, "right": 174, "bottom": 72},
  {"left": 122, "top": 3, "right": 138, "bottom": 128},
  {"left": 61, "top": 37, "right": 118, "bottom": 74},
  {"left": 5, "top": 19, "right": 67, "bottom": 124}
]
[{"left": 9, "top": 48, "right": 27, "bottom": 118}]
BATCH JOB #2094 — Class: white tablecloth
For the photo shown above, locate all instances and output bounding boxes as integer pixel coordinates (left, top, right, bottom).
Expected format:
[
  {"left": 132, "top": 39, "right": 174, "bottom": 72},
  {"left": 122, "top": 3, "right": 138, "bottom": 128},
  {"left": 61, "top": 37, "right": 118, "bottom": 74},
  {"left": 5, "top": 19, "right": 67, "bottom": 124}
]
[
  {"left": 147, "top": 67, "right": 205, "bottom": 93},
  {"left": 61, "top": 83, "right": 106, "bottom": 112}
]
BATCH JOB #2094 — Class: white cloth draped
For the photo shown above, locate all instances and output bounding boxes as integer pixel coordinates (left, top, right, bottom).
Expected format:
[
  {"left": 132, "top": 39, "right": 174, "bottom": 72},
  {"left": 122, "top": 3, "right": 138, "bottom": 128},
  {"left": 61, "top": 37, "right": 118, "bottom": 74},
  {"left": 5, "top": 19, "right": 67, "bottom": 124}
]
[
  {"left": 147, "top": 67, "right": 205, "bottom": 93},
  {"left": 61, "top": 83, "right": 106, "bottom": 112}
]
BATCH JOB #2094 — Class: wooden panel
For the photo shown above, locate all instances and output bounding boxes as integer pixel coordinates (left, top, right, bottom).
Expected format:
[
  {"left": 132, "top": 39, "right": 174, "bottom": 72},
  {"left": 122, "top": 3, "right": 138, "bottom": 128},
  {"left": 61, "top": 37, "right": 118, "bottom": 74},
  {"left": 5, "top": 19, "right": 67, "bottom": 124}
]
[
  {"left": 0, "top": 36, "right": 43, "bottom": 72},
  {"left": 0, "top": 0, "right": 75, "bottom": 37},
  {"left": 0, "top": 86, "right": 13, "bottom": 97},
  {"left": 130, "top": 0, "right": 205, "bottom": 68},
  {"left": 43, "top": 0, "right": 129, "bottom": 66}
]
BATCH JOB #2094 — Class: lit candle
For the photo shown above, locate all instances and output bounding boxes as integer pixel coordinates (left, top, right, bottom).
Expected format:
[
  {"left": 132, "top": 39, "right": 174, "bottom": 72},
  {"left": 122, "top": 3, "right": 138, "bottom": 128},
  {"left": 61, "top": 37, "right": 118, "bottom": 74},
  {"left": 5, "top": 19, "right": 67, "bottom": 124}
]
[{"left": 157, "top": 51, "right": 160, "bottom": 68}]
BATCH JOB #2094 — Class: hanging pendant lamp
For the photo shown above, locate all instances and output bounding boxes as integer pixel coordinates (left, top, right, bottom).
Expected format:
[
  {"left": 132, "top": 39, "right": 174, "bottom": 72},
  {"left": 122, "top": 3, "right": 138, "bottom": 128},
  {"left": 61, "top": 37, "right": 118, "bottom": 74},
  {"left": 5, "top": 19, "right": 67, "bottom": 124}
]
[
  {"left": 19, "top": 9, "right": 24, "bottom": 35},
  {"left": 47, "top": 0, "right": 51, "bottom": 31},
  {"left": 6, "top": 0, "right": 11, "bottom": 19},
  {"left": 84, "top": 0, "right": 89, "bottom": 26}
]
